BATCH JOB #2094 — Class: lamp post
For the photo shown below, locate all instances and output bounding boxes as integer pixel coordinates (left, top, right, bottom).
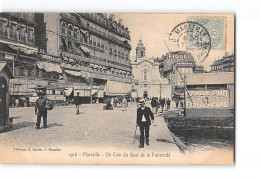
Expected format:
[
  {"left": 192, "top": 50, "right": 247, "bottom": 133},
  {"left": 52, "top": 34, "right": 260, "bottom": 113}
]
[
  {"left": 159, "top": 82, "right": 162, "bottom": 99},
  {"left": 90, "top": 73, "right": 93, "bottom": 104}
]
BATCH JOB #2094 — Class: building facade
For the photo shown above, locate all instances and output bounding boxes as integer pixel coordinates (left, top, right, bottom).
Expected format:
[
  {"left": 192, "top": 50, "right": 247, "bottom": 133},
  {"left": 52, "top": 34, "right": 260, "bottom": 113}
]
[
  {"left": 0, "top": 12, "right": 136, "bottom": 105},
  {"left": 131, "top": 39, "right": 171, "bottom": 99},
  {"left": 185, "top": 72, "right": 234, "bottom": 117},
  {"left": 0, "top": 12, "right": 43, "bottom": 106},
  {"left": 210, "top": 52, "right": 235, "bottom": 73},
  {"left": 41, "top": 13, "right": 134, "bottom": 101},
  {"left": 160, "top": 51, "right": 196, "bottom": 99}
]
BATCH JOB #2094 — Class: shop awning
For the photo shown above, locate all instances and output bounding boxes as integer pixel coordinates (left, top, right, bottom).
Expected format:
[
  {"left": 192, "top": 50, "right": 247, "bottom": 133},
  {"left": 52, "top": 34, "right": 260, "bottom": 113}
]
[
  {"left": 81, "top": 71, "right": 89, "bottom": 78},
  {"left": 64, "top": 69, "right": 82, "bottom": 77},
  {"left": 37, "top": 62, "right": 63, "bottom": 74},
  {"left": 93, "top": 89, "right": 104, "bottom": 97},
  {"left": 9, "top": 45, "right": 37, "bottom": 55},
  {"left": 0, "top": 39, "right": 38, "bottom": 54},
  {"left": 80, "top": 45, "right": 90, "bottom": 53},
  {"left": 105, "top": 93, "right": 129, "bottom": 96},
  {"left": 108, "top": 81, "right": 131, "bottom": 94}
]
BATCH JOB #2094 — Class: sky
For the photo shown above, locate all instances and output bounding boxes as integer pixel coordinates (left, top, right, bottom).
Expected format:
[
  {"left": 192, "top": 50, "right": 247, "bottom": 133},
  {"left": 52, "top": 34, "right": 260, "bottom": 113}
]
[{"left": 113, "top": 13, "right": 234, "bottom": 71}]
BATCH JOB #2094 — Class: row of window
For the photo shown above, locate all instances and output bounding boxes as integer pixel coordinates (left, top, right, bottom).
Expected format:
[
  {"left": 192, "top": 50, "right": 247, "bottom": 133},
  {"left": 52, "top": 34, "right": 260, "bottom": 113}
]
[
  {"left": 60, "top": 35, "right": 130, "bottom": 63},
  {"left": 83, "top": 13, "right": 130, "bottom": 38},
  {"left": 5, "top": 13, "right": 35, "bottom": 23},
  {"left": 211, "top": 63, "right": 235, "bottom": 71},
  {"left": 14, "top": 66, "right": 59, "bottom": 80},
  {"left": 0, "top": 18, "right": 35, "bottom": 44},
  {"left": 61, "top": 20, "right": 128, "bottom": 46},
  {"left": 60, "top": 21, "right": 130, "bottom": 59}
]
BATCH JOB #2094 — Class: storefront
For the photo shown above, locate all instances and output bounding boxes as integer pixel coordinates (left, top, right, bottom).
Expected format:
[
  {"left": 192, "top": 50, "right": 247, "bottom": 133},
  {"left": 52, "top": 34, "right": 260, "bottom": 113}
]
[
  {"left": 185, "top": 72, "right": 234, "bottom": 117},
  {"left": 9, "top": 78, "right": 48, "bottom": 107}
]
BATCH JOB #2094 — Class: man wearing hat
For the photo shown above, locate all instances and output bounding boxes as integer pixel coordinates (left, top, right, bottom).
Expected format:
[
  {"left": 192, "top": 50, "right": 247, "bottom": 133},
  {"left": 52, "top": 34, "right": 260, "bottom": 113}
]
[
  {"left": 35, "top": 92, "right": 48, "bottom": 129},
  {"left": 136, "top": 98, "right": 154, "bottom": 148},
  {"left": 74, "top": 92, "right": 81, "bottom": 115}
]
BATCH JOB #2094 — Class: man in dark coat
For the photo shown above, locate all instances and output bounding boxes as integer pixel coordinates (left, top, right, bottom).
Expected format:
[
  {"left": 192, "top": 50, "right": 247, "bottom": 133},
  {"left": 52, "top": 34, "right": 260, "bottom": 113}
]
[
  {"left": 136, "top": 98, "right": 154, "bottom": 148},
  {"left": 35, "top": 92, "right": 47, "bottom": 129},
  {"left": 160, "top": 98, "right": 165, "bottom": 112},
  {"left": 74, "top": 92, "right": 81, "bottom": 115}
]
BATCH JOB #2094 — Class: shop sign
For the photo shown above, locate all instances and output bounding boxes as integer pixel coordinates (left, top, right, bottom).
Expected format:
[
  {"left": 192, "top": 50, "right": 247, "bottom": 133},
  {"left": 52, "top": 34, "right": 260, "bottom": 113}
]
[{"left": 186, "top": 90, "right": 229, "bottom": 109}]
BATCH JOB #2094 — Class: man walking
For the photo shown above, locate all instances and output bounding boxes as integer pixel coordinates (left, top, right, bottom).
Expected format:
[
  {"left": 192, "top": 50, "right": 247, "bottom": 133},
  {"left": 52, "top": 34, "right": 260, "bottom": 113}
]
[
  {"left": 74, "top": 92, "right": 81, "bottom": 115},
  {"left": 160, "top": 98, "right": 165, "bottom": 112},
  {"left": 167, "top": 98, "right": 171, "bottom": 110},
  {"left": 122, "top": 97, "right": 127, "bottom": 111},
  {"left": 35, "top": 92, "right": 48, "bottom": 129},
  {"left": 136, "top": 98, "right": 154, "bottom": 148}
]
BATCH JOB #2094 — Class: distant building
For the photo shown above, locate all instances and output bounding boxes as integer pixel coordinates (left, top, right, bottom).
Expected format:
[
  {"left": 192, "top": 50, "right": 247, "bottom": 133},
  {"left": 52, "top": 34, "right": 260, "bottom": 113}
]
[
  {"left": 131, "top": 39, "right": 171, "bottom": 99},
  {"left": 193, "top": 65, "right": 205, "bottom": 73},
  {"left": 210, "top": 52, "right": 235, "bottom": 73},
  {"left": 159, "top": 51, "right": 196, "bottom": 99}
]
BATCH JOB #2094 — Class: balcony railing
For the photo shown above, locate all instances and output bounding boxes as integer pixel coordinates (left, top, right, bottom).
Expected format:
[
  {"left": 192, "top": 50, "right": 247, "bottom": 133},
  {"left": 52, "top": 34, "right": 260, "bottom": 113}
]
[{"left": 0, "top": 29, "right": 35, "bottom": 46}]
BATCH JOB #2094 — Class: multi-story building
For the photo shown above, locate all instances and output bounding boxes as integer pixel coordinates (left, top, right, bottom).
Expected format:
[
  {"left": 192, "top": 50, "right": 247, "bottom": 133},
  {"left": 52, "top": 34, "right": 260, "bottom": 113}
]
[
  {"left": 0, "top": 12, "right": 45, "bottom": 106},
  {"left": 160, "top": 51, "right": 196, "bottom": 99},
  {"left": 38, "top": 13, "right": 134, "bottom": 102},
  {"left": 210, "top": 52, "right": 235, "bottom": 73},
  {"left": 0, "top": 12, "right": 136, "bottom": 105}
]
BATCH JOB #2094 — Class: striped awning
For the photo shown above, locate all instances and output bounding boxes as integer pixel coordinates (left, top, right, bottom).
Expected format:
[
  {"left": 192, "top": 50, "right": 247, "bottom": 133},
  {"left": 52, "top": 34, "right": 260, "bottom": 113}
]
[
  {"left": 0, "top": 39, "right": 38, "bottom": 54},
  {"left": 64, "top": 69, "right": 81, "bottom": 77},
  {"left": 80, "top": 45, "right": 90, "bottom": 53},
  {"left": 37, "top": 62, "right": 62, "bottom": 74}
]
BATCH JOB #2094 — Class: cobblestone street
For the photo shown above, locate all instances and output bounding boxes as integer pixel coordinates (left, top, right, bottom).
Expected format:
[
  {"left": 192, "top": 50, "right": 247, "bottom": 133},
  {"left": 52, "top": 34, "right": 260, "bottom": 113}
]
[{"left": 0, "top": 102, "right": 180, "bottom": 153}]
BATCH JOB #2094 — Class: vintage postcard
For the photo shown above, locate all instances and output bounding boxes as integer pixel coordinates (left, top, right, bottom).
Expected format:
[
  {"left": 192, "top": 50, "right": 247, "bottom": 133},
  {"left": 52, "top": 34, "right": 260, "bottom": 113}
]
[{"left": 0, "top": 13, "right": 234, "bottom": 165}]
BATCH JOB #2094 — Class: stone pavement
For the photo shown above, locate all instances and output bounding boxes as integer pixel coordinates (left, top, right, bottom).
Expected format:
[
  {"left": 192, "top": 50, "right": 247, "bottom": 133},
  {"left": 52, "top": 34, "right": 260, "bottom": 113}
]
[{"left": 0, "top": 102, "right": 180, "bottom": 153}]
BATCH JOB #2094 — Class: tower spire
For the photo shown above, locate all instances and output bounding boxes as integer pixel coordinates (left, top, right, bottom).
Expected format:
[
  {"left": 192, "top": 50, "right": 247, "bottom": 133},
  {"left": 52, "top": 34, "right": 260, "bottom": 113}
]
[{"left": 136, "top": 36, "right": 146, "bottom": 58}]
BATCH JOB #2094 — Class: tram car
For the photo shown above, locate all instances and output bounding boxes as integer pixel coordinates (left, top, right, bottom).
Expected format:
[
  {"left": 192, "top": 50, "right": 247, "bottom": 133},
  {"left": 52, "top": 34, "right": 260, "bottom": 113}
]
[{"left": 29, "top": 85, "right": 67, "bottom": 106}]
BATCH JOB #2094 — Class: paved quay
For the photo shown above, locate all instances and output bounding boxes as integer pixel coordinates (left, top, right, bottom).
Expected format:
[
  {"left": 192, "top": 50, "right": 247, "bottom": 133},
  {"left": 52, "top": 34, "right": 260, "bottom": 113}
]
[{"left": 0, "top": 102, "right": 180, "bottom": 153}]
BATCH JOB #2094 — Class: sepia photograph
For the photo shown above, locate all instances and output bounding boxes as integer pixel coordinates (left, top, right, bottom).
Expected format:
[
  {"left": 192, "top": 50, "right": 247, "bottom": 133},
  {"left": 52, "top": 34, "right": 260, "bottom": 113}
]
[{"left": 0, "top": 12, "right": 235, "bottom": 165}]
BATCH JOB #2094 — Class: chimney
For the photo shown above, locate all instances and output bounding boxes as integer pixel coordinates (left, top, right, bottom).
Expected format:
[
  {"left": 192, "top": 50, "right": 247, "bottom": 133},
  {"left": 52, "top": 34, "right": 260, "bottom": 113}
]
[{"left": 109, "top": 14, "right": 115, "bottom": 21}]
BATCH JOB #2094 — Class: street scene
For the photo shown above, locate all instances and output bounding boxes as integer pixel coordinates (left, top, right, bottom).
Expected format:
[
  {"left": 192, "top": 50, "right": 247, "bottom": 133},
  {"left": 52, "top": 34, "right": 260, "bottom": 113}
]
[
  {"left": 0, "top": 13, "right": 234, "bottom": 164},
  {"left": 3, "top": 102, "right": 177, "bottom": 150}
]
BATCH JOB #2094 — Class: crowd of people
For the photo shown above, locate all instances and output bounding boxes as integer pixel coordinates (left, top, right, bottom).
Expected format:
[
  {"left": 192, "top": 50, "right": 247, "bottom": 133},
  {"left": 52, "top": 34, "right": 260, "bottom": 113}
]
[{"left": 150, "top": 97, "right": 171, "bottom": 114}]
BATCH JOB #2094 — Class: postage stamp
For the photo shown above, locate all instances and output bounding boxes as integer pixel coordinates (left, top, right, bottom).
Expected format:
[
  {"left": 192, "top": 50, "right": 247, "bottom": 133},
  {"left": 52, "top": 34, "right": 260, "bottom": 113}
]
[
  {"left": 168, "top": 21, "right": 211, "bottom": 63},
  {"left": 187, "top": 16, "right": 226, "bottom": 50}
]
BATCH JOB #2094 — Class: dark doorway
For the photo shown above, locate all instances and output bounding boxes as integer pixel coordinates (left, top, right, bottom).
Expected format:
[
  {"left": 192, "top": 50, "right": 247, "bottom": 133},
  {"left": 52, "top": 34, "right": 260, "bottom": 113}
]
[
  {"left": 143, "top": 91, "right": 148, "bottom": 98},
  {"left": 0, "top": 77, "right": 7, "bottom": 125}
]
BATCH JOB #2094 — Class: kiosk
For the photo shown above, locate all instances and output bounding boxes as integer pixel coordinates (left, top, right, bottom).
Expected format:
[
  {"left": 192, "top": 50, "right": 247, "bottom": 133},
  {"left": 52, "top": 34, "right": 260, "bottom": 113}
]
[{"left": 0, "top": 62, "right": 14, "bottom": 131}]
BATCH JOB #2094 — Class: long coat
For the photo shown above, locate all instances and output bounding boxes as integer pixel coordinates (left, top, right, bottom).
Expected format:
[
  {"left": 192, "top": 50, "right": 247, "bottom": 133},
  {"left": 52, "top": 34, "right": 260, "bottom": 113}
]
[{"left": 136, "top": 106, "right": 154, "bottom": 126}]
